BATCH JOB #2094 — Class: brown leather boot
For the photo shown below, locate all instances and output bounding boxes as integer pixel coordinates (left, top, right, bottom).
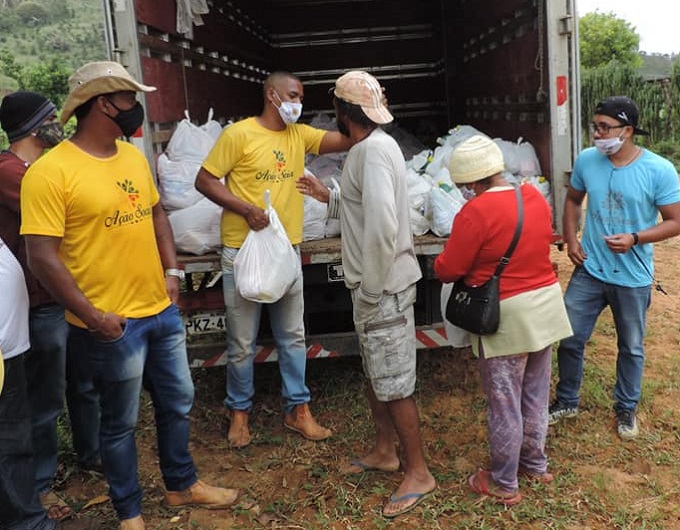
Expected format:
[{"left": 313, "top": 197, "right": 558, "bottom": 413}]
[
  {"left": 118, "top": 515, "right": 145, "bottom": 530},
  {"left": 283, "top": 403, "right": 332, "bottom": 441},
  {"left": 165, "top": 479, "right": 239, "bottom": 510},
  {"left": 227, "top": 409, "right": 251, "bottom": 448}
]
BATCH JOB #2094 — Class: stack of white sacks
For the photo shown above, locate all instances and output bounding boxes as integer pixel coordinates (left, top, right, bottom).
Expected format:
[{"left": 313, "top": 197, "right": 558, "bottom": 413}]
[
  {"left": 157, "top": 112, "right": 549, "bottom": 255},
  {"left": 158, "top": 109, "right": 226, "bottom": 255},
  {"left": 302, "top": 122, "right": 549, "bottom": 241}
]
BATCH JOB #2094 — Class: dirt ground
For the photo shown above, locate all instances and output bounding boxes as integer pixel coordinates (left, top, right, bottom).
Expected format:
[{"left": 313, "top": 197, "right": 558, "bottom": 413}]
[{"left": 56, "top": 238, "right": 680, "bottom": 529}]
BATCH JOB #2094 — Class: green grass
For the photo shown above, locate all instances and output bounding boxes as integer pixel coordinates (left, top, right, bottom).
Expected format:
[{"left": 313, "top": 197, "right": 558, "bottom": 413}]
[{"left": 54, "top": 256, "right": 680, "bottom": 530}]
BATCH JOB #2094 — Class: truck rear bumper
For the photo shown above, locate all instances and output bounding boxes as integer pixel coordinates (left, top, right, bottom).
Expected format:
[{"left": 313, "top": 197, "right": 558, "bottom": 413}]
[{"left": 187, "top": 324, "right": 449, "bottom": 368}]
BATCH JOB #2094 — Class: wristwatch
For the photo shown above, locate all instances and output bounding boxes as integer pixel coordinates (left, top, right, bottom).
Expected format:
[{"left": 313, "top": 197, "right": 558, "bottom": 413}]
[{"left": 165, "top": 268, "right": 185, "bottom": 281}]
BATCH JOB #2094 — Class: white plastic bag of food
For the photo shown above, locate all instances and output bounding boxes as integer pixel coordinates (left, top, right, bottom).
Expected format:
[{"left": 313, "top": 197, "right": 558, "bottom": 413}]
[
  {"left": 303, "top": 194, "right": 327, "bottom": 241},
  {"left": 494, "top": 138, "right": 521, "bottom": 175},
  {"left": 201, "top": 107, "right": 224, "bottom": 142},
  {"left": 233, "top": 190, "right": 300, "bottom": 303},
  {"left": 157, "top": 153, "right": 204, "bottom": 211},
  {"left": 517, "top": 138, "right": 542, "bottom": 177},
  {"left": 429, "top": 185, "right": 466, "bottom": 237},
  {"left": 167, "top": 198, "right": 221, "bottom": 255},
  {"left": 440, "top": 283, "right": 472, "bottom": 348},
  {"left": 324, "top": 177, "right": 341, "bottom": 238},
  {"left": 166, "top": 110, "right": 216, "bottom": 163}
]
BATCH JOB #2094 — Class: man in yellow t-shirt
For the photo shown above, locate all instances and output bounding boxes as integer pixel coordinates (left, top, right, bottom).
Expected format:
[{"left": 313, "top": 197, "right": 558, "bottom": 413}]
[
  {"left": 20, "top": 61, "right": 238, "bottom": 530},
  {"left": 195, "top": 71, "right": 351, "bottom": 448}
]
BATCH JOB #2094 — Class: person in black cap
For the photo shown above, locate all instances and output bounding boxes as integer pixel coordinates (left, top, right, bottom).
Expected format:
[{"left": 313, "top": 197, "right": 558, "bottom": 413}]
[
  {"left": 0, "top": 90, "right": 102, "bottom": 522},
  {"left": 549, "top": 95, "right": 680, "bottom": 440}
]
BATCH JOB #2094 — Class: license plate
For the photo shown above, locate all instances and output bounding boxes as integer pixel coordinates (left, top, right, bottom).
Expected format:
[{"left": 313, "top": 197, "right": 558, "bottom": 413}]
[{"left": 184, "top": 313, "right": 226, "bottom": 335}]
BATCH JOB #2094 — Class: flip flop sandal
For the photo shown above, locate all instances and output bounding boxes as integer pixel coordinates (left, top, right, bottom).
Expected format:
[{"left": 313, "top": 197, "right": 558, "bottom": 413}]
[
  {"left": 343, "top": 459, "right": 400, "bottom": 475},
  {"left": 468, "top": 469, "right": 522, "bottom": 506},
  {"left": 40, "top": 490, "right": 73, "bottom": 521},
  {"left": 382, "top": 488, "right": 435, "bottom": 518}
]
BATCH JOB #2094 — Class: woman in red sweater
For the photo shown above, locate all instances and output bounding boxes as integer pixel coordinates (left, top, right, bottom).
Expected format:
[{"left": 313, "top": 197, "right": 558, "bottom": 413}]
[{"left": 435, "top": 135, "right": 572, "bottom": 505}]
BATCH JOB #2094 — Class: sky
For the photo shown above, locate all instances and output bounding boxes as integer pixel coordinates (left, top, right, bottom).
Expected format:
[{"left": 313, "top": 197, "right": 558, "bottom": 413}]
[{"left": 576, "top": 0, "right": 680, "bottom": 55}]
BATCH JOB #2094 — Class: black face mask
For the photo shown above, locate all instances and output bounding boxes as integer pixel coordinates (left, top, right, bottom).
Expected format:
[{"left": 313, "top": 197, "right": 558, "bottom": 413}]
[{"left": 105, "top": 99, "right": 145, "bottom": 138}]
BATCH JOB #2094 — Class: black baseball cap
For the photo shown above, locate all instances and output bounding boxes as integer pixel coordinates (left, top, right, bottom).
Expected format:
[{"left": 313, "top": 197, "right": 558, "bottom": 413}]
[{"left": 594, "top": 96, "right": 649, "bottom": 136}]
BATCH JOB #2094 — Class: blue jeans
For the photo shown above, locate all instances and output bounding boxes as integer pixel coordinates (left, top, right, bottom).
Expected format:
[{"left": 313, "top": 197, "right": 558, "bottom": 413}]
[
  {"left": 555, "top": 266, "right": 651, "bottom": 411},
  {"left": 221, "top": 246, "right": 310, "bottom": 413},
  {"left": 25, "top": 304, "right": 100, "bottom": 493},
  {"left": 0, "top": 354, "right": 54, "bottom": 530},
  {"left": 24, "top": 304, "right": 67, "bottom": 495},
  {"left": 65, "top": 332, "right": 101, "bottom": 469},
  {"left": 69, "top": 304, "right": 197, "bottom": 521}
]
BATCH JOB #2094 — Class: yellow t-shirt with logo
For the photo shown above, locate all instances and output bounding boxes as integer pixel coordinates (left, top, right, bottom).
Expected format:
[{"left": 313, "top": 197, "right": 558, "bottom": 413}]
[
  {"left": 20, "top": 140, "right": 170, "bottom": 328},
  {"left": 202, "top": 117, "right": 326, "bottom": 247}
]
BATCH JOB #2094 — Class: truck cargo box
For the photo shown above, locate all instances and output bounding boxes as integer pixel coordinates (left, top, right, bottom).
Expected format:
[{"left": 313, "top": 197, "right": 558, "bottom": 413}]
[
  {"left": 107, "top": 0, "right": 579, "bottom": 226},
  {"left": 104, "top": 0, "right": 580, "bottom": 364}
]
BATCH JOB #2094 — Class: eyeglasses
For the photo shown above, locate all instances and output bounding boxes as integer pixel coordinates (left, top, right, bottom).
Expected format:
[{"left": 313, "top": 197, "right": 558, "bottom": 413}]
[{"left": 589, "top": 122, "right": 627, "bottom": 135}]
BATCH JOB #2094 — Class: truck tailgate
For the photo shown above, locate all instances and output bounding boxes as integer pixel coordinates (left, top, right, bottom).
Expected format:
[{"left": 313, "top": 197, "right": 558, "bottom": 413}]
[{"left": 178, "top": 233, "right": 449, "bottom": 366}]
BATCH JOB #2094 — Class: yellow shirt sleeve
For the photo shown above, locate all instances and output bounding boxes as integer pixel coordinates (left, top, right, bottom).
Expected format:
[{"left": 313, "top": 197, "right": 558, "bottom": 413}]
[{"left": 20, "top": 158, "right": 67, "bottom": 238}]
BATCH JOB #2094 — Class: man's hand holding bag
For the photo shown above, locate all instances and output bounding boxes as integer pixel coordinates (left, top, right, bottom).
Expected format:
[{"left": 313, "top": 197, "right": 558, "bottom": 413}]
[{"left": 233, "top": 190, "right": 300, "bottom": 303}]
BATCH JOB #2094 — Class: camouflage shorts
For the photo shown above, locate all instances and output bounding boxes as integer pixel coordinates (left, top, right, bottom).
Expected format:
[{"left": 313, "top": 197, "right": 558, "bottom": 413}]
[{"left": 352, "top": 285, "right": 417, "bottom": 402}]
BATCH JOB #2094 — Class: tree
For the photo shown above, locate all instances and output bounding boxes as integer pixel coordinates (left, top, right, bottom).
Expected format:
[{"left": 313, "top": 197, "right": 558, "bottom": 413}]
[
  {"left": 0, "top": 50, "right": 69, "bottom": 106},
  {"left": 15, "top": 2, "right": 50, "bottom": 25},
  {"left": 18, "top": 57, "right": 70, "bottom": 106},
  {"left": 0, "top": 48, "right": 24, "bottom": 82},
  {"left": 579, "top": 11, "right": 643, "bottom": 70},
  {"left": 0, "top": 10, "right": 19, "bottom": 32}
]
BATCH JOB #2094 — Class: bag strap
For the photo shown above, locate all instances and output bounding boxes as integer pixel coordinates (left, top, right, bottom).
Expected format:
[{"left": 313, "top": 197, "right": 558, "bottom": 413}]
[{"left": 493, "top": 184, "right": 524, "bottom": 277}]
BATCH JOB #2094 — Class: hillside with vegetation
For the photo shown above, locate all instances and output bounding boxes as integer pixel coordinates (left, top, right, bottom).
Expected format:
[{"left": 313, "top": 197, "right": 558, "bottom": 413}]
[
  {"left": 640, "top": 52, "right": 677, "bottom": 80},
  {"left": 0, "top": 0, "right": 107, "bottom": 100}
]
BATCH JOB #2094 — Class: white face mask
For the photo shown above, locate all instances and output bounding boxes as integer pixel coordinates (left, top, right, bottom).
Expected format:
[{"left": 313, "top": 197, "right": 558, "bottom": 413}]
[
  {"left": 273, "top": 91, "right": 302, "bottom": 125},
  {"left": 594, "top": 136, "right": 625, "bottom": 156}
]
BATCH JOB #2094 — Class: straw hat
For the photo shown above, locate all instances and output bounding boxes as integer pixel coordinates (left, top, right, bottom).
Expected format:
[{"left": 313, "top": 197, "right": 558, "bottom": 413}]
[{"left": 61, "top": 61, "right": 156, "bottom": 124}]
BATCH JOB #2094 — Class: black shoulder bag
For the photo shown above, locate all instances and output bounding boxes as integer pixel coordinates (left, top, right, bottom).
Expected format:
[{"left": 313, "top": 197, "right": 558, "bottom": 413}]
[{"left": 445, "top": 184, "right": 524, "bottom": 335}]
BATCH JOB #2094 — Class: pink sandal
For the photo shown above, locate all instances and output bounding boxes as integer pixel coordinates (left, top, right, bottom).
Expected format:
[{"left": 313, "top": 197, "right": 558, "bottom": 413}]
[{"left": 468, "top": 469, "right": 522, "bottom": 506}]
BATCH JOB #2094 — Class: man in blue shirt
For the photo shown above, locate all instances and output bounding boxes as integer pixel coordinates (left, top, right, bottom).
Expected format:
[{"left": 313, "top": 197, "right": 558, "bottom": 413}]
[{"left": 549, "top": 96, "right": 680, "bottom": 440}]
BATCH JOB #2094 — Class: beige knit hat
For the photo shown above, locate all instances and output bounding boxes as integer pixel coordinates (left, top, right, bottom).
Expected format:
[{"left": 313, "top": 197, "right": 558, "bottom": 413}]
[
  {"left": 448, "top": 135, "right": 505, "bottom": 184},
  {"left": 61, "top": 61, "right": 156, "bottom": 125}
]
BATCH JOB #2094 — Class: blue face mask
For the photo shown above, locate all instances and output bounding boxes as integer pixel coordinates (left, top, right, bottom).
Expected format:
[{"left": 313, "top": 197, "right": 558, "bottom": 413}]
[{"left": 273, "top": 91, "right": 302, "bottom": 125}]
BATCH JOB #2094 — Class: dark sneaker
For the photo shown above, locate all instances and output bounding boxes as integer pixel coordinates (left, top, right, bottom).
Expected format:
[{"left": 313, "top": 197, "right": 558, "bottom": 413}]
[
  {"left": 616, "top": 409, "right": 639, "bottom": 440},
  {"left": 79, "top": 461, "right": 104, "bottom": 474},
  {"left": 548, "top": 401, "right": 578, "bottom": 425}
]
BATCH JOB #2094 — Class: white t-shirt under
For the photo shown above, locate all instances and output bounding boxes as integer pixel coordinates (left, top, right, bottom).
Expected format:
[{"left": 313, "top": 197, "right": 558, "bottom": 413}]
[{"left": 0, "top": 238, "right": 29, "bottom": 360}]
